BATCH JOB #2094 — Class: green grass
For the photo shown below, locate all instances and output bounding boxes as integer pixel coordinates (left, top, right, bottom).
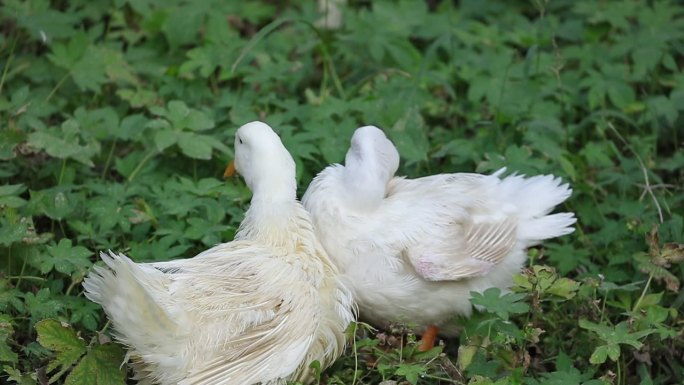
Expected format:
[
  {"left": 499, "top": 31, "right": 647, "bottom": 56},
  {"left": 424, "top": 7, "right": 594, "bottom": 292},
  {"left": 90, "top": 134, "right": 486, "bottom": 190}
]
[{"left": 1, "top": 0, "right": 683, "bottom": 384}]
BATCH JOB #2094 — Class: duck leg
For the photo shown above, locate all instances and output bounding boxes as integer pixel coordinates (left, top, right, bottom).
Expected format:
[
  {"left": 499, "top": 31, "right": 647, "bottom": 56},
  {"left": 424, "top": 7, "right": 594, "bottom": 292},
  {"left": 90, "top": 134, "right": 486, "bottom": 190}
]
[{"left": 418, "top": 325, "right": 438, "bottom": 352}]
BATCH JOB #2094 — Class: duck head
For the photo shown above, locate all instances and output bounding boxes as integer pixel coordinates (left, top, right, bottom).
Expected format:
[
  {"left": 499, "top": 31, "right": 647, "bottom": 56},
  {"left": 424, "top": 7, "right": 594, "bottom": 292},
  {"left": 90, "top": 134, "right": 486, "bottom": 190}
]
[
  {"left": 344, "top": 125, "right": 400, "bottom": 185},
  {"left": 234, "top": 121, "right": 297, "bottom": 201}
]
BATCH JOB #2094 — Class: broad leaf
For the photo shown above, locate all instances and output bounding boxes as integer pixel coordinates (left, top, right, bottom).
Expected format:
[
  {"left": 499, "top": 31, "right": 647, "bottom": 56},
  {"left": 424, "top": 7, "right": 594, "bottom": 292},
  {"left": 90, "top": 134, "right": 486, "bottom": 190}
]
[{"left": 35, "top": 320, "right": 86, "bottom": 373}]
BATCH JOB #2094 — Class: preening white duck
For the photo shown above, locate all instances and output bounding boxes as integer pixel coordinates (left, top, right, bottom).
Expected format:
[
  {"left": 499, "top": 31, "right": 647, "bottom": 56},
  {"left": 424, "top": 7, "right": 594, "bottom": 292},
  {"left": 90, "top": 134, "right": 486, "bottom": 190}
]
[
  {"left": 83, "top": 121, "right": 355, "bottom": 385},
  {"left": 302, "top": 125, "right": 576, "bottom": 350}
]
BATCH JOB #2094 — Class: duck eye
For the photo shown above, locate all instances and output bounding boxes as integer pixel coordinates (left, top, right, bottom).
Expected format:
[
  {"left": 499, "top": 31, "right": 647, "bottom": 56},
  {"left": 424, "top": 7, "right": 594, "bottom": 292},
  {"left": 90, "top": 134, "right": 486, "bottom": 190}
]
[{"left": 238, "top": 136, "right": 243, "bottom": 144}]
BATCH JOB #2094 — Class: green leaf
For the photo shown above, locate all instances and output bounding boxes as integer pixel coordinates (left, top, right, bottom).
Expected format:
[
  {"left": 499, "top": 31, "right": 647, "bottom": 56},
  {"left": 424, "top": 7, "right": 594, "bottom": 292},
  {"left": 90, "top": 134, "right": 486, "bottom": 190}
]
[
  {"left": 457, "top": 343, "right": 479, "bottom": 372},
  {"left": 580, "top": 320, "right": 656, "bottom": 352},
  {"left": 26, "top": 120, "right": 100, "bottom": 166},
  {"left": 185, "top": 110, "right": 214, "bottom": 131},
  {"left": 391, "top": 108, "right": 428, "bottom": 165},
  {"left": 0, "top": 218, "right": 28, "bottom": 246},
  {"left": 24, "top": 289, "right": 63, "bottom": 324},
  {"left": 0, "top": 315, "right": 17, "bottom": 364},
  {"left": 68, "top": 298, "right": 101, "bottom": 332},
  {"left": 71, "top": 46, "right": 108, "bottom": 92},
  {"left": 29, "top": 189, "right": 79, "bottom": 221},
  {"left": 167, "top": 100, "right": 191, "bottom": 124},
  {"left": 65, "top": 344, "right": 126, "bottom": 385},
  {"left": 2, "top": 365, "right": 37, "bottom": 385},
  {"left": 116, "top": 88, "right": 158, "bottom": 109},
  {"left": 162, "top": 4, "right": 204, "bottom": 49},
  {"left": 547, "top": 277, "right": 581, "bottom": 299},
  {"left": 116, "top": 114, "right": 149, "bottom": 140},
  {"left": 35, "top": 319, "right": 86, "bottom": 373},
  {"left": 607, "top": 80, "right": 635, "bottom": 109},
  {"left": 395, "top": 363, "right": 425, "bottom": 385},
  {"left": 177, "top": 132, "right": 213, "bottom": 160},
  {"left": 165, "top": 101, "right": 214, "bottom": 131},
  {"left": 154, "top": 129, "right": 178, "bottom": 152},
  {"left": 41, "top": 239, "right": 93, "bottom": 275},
  {"left": 0, "top": 340, "right": 17, "bottom": 364},
  {"left": 589, "top": 345, "right": 609, "bottom": 364},
  {"left": 47, "top": 32, "right": 89, "bottom": 68},
  {"left": 606, "top": 343, "right": 621, "bottom": 361},
  {"left": 0, "top": 184, "right": 26, "bottom": 196},
  {"left": 470, "top": 288, "right": 530, "bottom": 320},
  {"left": 0, "top": 195, "right": 27, "bottom": 208}
]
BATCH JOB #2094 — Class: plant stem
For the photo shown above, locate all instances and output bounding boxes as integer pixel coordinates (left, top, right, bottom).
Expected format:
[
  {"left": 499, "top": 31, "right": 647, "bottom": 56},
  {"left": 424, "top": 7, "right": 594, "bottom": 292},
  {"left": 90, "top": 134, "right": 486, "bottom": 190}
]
[
  {"left": 65, "top": 279, "right": 79, "bottom": 296},
  {"left": 46, "top": 73, "right": 71, "bottom": 102},
  {"left": 599, "top": 291, "right": 608, "bottom": 325},
  {"left": 617, "top": 356, "right": 623, "bottom": 385},
  {"left": 632, "top": 274, "right": 654, "bottom": 313},
  {"left": 58, "top": 159, "right": 67, "bottom": 185},
  {"left": 8, "top": 276, "right": 46, "bottom": 282},
  {"left": 128, "top": 150, "right": 157, "bottom": 182},
  {"left": 0, "top": 36, "right": 18, "bottom": 96},
  {"left": 99, "top": 319, "right": 111, "bottom": 335},
  {"left": 323, "top": 47, "right": 346, "bottom": 99},
  {"left": 58, "top": 220, "right": 67, "bottom": 238},
  {"left": 16, "top": 247, "right": 27, "bottom": 288},
  {"left": 101, "top": 138, "right": 118, "bottom": 180}
]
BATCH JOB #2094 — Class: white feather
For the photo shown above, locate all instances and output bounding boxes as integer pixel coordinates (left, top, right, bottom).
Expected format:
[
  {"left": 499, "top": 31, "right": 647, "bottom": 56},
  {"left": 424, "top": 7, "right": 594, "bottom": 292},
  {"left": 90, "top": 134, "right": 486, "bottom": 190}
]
[
  {"left": 302, "top": 126, "right": 576, "bottom": 335},
  {"left": 83, "top": 121, "right": 355, "bottom": 385}
]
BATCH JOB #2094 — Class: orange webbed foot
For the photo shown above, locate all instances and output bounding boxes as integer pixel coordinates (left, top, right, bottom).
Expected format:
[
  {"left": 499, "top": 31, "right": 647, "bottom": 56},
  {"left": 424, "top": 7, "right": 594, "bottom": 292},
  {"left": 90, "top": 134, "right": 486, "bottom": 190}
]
[{"left": 418, "top": 325, "right": 439, "bottom": 352}]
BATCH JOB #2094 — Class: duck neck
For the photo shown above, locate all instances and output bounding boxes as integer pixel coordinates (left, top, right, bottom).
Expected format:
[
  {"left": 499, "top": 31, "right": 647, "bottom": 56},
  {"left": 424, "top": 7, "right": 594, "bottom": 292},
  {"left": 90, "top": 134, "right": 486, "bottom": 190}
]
[
  {"left": 250, "top": 179, "right": 297, "bottom": 205},
  {"left": 236, "top": 179, "right": 301, "bottom": 247},
  {"left": 341, "top": 163, "right": 387, "bottom": 212}
]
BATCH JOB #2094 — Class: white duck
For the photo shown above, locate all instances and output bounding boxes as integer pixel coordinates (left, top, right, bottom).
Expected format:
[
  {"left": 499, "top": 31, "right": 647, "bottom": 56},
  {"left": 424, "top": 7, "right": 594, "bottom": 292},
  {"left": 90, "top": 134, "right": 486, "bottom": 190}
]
[
  {"left": 302, "top": 126, "right": 575, "bottom": 350},
  {"left": 83, "top": 121, "right": 355, "bottom": 385}
]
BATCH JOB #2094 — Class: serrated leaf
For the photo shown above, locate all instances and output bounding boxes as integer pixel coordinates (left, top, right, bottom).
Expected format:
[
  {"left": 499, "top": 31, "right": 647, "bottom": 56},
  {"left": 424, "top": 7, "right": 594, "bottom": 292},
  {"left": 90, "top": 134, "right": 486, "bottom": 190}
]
[
  {"left": 395, "top": 363, "right": 425, "bottom": 385},
  {"left": 2, "top": 365, "right": 37, "bottom": 385},
  {"left": 116, "top": 88, "right": 158, "bottom": 109},
  {"left": 30, "top": 189, "right": 79, "bottom": 221},
  {"left": 47, "top": 33, "right": 88, "bottom": 68},
  {"left": 0, "top": 218, "right": 28, "bottom": 246},
  {"left": 606, "top": 344, "right": 621, "bottom": 361},
  {"left": 0, "top": 196, "right": 27, "bottom": 208},
  {"left": 557, "top": 156, "right": 577, "bottom": 182},
  {"left": 391, "top": 108, "right": 428, "bottom": 165},
  {"left": 154, "top": 129, "right": 178, "bottom": 152},
  {"left": 581, "top": 320, "right": 655, "bottom": 351},
  {"left": 0, "top": 341, "right": 18, "bottom": 364},
  {"left": 607, "top": 80, "right": 635, "bottom": 109},
  {"left": 27, "top": 120, "right": 99, "bottom": 167},
  {"left": 0, "top": 315, "right": 17, "bottom": 363},
  {"left": 41, "top": 239, "right": 93, "bottom": 275},
  {"left": 0, "top": 184, "right": 26, "bottom": 196},
  {"left": 35, "top": 320, "right": 86, "bottom": 372},
  {"left": 470, "top": 288, "right": 530, "bottom": 320},
  {"left": 457, "top": 343, "right": 479, "bottom": 372},
  {"left": 589, "top": 345, "right": 609, "bottom": 364},
  {"left": 177, "top": 133, "right": 213, "bottom": 160},
  {"left": 167, "top": 100, "right": 190, "bottom": 124},
  {"left": 71, "top": 46, "right": 108, "bottom": 93},
  {"left": 547, "top": 277, "right": 580, "bottom": 299},
  {"left": 164, "top": 100, "right": 214, "bottom": 131},
  {"left": 117, "top": 114, "right": 149, "bottom": 140},
  {"left": 184, "top": 110, "right": 215, "bottom": 131},
  {"left": 65, "top": 344, "right": 126, "bottom": 385}
]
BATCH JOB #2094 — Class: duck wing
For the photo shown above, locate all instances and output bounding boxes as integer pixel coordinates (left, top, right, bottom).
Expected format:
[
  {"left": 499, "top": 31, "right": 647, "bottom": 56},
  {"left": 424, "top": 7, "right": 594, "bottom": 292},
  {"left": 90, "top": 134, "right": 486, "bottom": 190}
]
[
  {"left": 349, "top": 173, "right": 519, "bottom": 282},
  {"left": 154, "top": 242, "right": 320, "bottom": 385}
]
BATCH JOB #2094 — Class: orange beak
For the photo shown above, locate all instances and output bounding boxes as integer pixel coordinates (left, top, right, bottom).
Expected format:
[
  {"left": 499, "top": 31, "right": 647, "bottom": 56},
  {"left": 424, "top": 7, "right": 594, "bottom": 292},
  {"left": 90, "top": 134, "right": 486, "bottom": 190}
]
[{"left": 224, "top": 160, "right": 237, "bottom": 178}]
